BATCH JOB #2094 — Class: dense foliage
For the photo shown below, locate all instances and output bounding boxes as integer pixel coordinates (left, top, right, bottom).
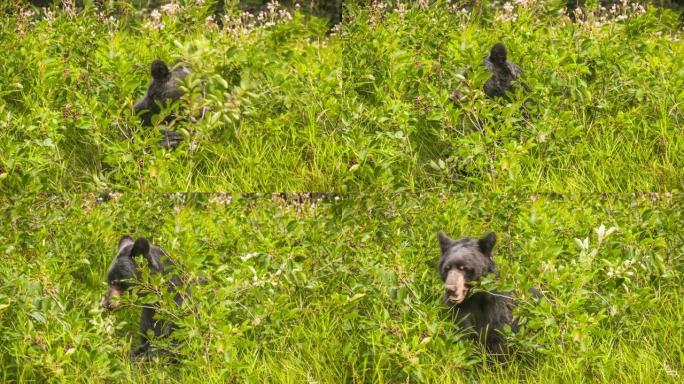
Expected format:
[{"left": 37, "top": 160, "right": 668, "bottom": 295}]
[
  {"left": 1, "top": 1, "right": 340, "bottom": 192},
  {"left": 2, "top": 1, "right": 682, "bottom": 192},
  {"left": 342, "top": 0, "right": 684, "bottom": 191},
  {"left": 1, "top": 1, "right": 683, "bottom": 383},
  {"left": 1, "top": 193, "right": 683, "bottom": 382}
]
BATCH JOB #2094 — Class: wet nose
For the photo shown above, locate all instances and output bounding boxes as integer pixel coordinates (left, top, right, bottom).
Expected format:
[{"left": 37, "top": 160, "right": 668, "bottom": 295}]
[{"left": 445, "top": 285, "right": 465, "bottom": 303}]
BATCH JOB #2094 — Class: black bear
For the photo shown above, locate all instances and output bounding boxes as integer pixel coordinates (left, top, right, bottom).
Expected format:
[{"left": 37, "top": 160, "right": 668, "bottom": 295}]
[
  {"left": 102, "top": 236, "right": 184, "bottom": 359},
  {"left": 133, "top": 60, "right": 190, "bottom": 148},
  {"left": 437, "top": 231, "right": 517, "bottom": 359},
  {"left": 483, "top": 43, "right": 525, "bottom": 101}
]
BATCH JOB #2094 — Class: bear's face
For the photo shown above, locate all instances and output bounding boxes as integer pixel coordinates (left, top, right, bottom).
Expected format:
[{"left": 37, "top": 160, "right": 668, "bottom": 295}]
[
  {"left": 489, "top": 43, "right": 508, "bottom": 65},
  {"left": 102, "top": 236, "right": 141, "bottom": 310},
  {"left": 102, "top": 236, "right": 161, "bottom": 310},
  {"left": 134, "top": 60, "right": 189, "bottom": 126},
  {"left": 437, "top": 231, "right": 496, "bottom": 304}
]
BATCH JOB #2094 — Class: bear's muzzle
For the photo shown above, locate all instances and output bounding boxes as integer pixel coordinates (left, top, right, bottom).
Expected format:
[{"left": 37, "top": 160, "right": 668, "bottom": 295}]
[
  {"left": 444, "top": 269, "right": 468, "bottom": 304},
  {"left": 102, "top": 285, "right": 123, "bottom": 310}
]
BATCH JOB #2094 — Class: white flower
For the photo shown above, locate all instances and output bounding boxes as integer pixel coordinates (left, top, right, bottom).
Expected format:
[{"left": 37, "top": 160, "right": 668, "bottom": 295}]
[
  {"left": 595, "top": 224, "right": 617, "bottom": 244},
  {"left": 160, "top": 3, "right": 180, "bottom": 15},
  {"left": 575, "top": 237, "right": 590, "bottom": 251}
]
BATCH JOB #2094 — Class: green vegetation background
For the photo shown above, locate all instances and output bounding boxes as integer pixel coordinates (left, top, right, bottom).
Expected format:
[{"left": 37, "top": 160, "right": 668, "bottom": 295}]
[
  {"left": 1, "top": 193, "right": 683, "bottom": 382},
  {"left": 1, "top": 1, "right": 684, "bottom": 383},
  {"left": 1, "top": 1, "right": 682, "bottom": 192}
]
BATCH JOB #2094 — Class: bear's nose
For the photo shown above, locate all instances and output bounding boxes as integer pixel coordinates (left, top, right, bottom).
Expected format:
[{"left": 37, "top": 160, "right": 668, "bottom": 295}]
[
  {"left": 444, "top": 284, "right": 466, "bottom": 304},
  {"left": 101, "top": 296, "right": 116, "bottom": 310}
]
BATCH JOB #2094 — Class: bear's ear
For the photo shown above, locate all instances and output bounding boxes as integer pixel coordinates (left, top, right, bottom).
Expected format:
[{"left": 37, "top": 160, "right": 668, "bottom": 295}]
[
  {"left": 118, "top": 236, "right": 134, "bottom": 251},
  {"left": 130, "top": 237, "right": 161, "bottom": 271},
  {"left": 438, "top": 231, "right": 454, "bottom": 255},
  {"left": 478, "top": 232, "right": 497, "bottom": 257},
  {"left": 151, "top": 60, "right": 170, "bottom": 81}
]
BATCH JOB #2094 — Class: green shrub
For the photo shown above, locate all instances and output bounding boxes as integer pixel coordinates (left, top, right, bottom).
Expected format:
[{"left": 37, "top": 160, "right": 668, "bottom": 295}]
[{"left": 1, "top": 193, "right": 682, "bottom": 382}]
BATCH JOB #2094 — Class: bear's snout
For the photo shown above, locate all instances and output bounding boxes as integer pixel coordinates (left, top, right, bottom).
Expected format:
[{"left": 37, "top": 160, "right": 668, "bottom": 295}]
[
  {"left": 444, "top": 269, "right": 468, "bottom": 304},
  {"left": 102, "top": 285, "right": 122, "bottom": 310}
]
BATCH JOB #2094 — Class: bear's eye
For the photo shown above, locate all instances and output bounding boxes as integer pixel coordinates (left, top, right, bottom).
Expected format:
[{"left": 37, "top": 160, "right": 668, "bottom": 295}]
[{"left": 458, "top": 265, "right": 465, "bottom": 271}]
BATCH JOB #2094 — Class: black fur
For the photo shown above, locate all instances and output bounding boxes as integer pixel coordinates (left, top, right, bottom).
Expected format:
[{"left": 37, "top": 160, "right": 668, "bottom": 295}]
[
  {"left": 437, "top": 231, "right": 517, "bottom": 359},
  {"left": 133, "top": 60, "right": 190, "bottom": 149},
  {"left": 483, "top": 43, "right": 525, "bottom": 101},
  {"left": 102, "top": 236, "right": 184, "bottom": 359},
  {"left": 134, "top": 60, "right": 188, "bottom": 126}
]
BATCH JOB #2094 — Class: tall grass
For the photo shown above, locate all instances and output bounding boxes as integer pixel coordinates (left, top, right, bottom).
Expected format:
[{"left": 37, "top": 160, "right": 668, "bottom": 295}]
[
  {"left": 1, "top": 1, "right": 682, "bottom": 192},
  {"left": 1, "top": 193, "right": 682, "bottom": 382},
  {"left": 341, "top": 0, "right": 684, "bottom": 191},
  {"left": 1, "top": 1, "right": 683, "bottom": 383}
]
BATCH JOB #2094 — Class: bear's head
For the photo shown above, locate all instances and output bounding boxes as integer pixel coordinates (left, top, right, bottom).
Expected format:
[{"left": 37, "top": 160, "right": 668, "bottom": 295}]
[
  {"left": 102, "top": 236, "right": 161, "bottom": 310},
  {"left": 133, "top": 59, "right": 190, "bottom": 126},
  {"left": 489, "top": 43, "right": 508, "bottom": 65},
  {"left": 437, "top": 231, "right": 497, "bottom": 304}
]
